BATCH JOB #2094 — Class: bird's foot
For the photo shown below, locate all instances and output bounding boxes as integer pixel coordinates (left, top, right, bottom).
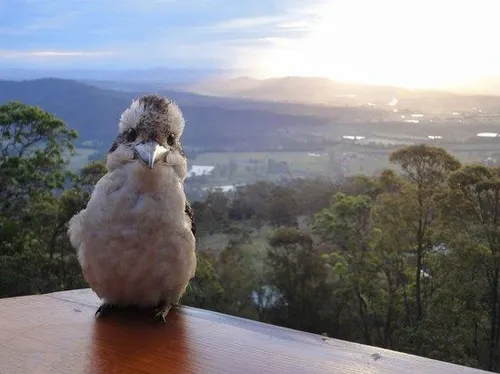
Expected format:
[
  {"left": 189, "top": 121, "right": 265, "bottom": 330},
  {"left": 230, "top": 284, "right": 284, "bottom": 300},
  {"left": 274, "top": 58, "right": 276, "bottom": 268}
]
[
  {"left": 95, "top": 303, "right": 117, "bottom": 318},
  {"left": 153, "top": 303, "right": 173, "bottom": 323}
]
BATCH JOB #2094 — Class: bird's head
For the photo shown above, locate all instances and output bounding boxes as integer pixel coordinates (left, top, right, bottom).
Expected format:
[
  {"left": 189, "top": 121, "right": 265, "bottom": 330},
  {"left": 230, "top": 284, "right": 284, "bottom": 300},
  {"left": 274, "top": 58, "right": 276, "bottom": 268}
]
[{"left": 106, "top": 94, "right": 188, "bottom": 178}]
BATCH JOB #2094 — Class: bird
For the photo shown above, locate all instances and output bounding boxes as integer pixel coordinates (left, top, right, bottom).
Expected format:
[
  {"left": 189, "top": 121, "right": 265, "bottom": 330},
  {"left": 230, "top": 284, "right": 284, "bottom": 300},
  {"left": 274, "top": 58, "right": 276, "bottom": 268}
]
[{"left": 67, "top": 94, "right": 197, "bottom": 322}]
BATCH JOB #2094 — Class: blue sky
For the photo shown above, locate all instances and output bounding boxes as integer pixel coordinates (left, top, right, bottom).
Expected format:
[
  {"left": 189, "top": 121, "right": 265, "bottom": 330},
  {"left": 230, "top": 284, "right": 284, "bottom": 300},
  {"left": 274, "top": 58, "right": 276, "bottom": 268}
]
[
  {"left": 0, "top": 0, "right": 321, "bottom": 70},
  {"left": 2, "top": 0, "right": 500, "bottom": 89}
]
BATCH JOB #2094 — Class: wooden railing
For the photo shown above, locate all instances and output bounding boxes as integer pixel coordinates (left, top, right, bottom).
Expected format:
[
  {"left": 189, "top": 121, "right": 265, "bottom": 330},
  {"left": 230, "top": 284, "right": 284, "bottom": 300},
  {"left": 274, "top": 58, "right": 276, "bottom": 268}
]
[{"left": 0, "top": 289, "right": 492, "bottom": 373}]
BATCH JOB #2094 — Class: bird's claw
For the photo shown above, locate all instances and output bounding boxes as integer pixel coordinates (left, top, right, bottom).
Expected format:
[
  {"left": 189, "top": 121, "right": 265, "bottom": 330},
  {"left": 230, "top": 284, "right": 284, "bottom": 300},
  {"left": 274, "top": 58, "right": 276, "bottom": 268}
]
[
  {"left": 153, "top": 304, "right": 172, "bottom": 323},
  {"left": 95, "top": 303, "right": 116, "bottom": 318},
  {"left": 95, "top": 301, "right": 176, "bottom": 322}
]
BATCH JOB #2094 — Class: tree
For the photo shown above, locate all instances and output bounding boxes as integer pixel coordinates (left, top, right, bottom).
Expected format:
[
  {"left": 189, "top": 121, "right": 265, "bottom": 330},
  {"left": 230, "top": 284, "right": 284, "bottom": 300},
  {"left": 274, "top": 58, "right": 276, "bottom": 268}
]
[
  {"left": 0, "top": 101, "right": 77, "bottom": 297},
  {"left": 287, "top": 176, "right": 337, "bottom": 217},
  {"left": 339, "top": 174, "right": 382, "bottom": 200},
  {"left": 266, "top": 185, "right": 298, "bottom": 228},
  {"left": 241, "top": 181, "right": 274, "bottom": 232},
  {"left": 389, "top": 144, "right": 461, "bottom": 324},
  {"left": 183, "top": 251, "right": 225, "bottom": 311},
  {"left": 0, "top": 101, "right": 77, "bottom": 213},
  {"left": 77, "top": 161, "right": 107, "bottom": 195},
  {"left": 265, "top": 228, "right": 332, "bottom": 334},
  {"left": 370, "top": 183, "right": 416, "bottom": 349},
  {"left": 229, "top": 186, "right": 256, "bottom": 221},
  {"left": 217, "top": 240, "right": 264, "bottom": 318},
  {"left": 196, "top": 191, "right": 230, "bottom": 234},
  {"left": 313, "top": 193, "right": 379, "bottom": 344},
  {"left": 443, "top": 164, "right": 500, "bottom": 371}
]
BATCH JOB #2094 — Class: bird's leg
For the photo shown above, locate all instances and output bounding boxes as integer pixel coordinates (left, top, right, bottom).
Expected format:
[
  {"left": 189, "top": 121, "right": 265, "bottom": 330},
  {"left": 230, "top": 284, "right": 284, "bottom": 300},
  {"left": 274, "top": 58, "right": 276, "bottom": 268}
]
[
  {"left": 153, "top": 300, "right": 173, "bottom": 323},
  {"left": 95, "top": 302, "right": 117, "bottom": 318}
]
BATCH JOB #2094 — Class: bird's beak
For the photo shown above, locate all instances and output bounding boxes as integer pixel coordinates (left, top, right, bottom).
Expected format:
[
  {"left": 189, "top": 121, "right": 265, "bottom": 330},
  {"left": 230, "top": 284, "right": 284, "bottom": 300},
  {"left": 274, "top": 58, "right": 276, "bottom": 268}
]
[{"left": 134, "top": 140, "right": 169, "bottom": 169}]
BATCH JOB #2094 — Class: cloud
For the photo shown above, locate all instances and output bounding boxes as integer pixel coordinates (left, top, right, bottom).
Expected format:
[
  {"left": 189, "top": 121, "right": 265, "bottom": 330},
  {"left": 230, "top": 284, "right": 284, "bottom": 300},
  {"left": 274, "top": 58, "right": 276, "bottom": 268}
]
[
  {"left": 211, "top": 16, "right": 286, "bottom": 30},
  {"left": 0, "top": 10, "right": 80, "bottom": 36},
  {"left": 0, "top": 0, "right": 326, "bottom": 70},
  {"left": 278, "top": 21, "right": 313, "bottom": 30},
  {"left": 0, "top": 50, "right": 115, "bottom": 58},
  {"left": 206, "top": 7, "right": 318, "bottom": 35}
]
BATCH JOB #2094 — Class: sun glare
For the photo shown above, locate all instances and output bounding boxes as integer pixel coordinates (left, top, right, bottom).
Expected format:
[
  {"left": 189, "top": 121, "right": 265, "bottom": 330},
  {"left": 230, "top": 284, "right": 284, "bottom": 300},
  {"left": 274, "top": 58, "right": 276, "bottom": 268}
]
[{"left": 251, "top": 0, "right": 500, "bottom": 89}]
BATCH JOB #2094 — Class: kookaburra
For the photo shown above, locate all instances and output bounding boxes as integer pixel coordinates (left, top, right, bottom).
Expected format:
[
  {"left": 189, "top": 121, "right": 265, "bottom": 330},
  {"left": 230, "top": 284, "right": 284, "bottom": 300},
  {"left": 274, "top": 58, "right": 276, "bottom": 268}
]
[{"left": 68, "top": 94, "right": 197, "bottom": 322}]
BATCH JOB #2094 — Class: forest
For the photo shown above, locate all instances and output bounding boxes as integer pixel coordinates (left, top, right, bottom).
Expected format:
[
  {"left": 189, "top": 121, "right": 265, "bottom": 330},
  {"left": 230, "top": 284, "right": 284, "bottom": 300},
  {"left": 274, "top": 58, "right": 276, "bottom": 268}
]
[{"left": 1, "top": 101, "right": 500, "bottom": 372}]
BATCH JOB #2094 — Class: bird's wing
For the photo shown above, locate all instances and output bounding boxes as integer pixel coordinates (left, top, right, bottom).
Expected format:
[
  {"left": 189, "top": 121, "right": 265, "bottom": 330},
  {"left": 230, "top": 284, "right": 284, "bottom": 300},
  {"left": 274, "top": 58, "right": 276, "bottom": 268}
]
[
  {"left": 184, "top": 200, "right": 196, "bottom": 237},
  {"left": 68, "top": 210, "right": 85, "bottom": 250},
  {"left": 67, "top": 189, "right": 93, "bottom": 250}
]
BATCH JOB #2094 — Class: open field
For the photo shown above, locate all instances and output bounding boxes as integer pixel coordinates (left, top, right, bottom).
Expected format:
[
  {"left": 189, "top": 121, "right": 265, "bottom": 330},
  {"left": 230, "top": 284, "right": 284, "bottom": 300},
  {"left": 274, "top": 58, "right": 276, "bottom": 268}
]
[
  {"left": 196, "top": 151, "right": 324, "bottom": 164},
  {"left": 197, "top": 226, "right": 273, "bottom": 254},
  {"left": 197, "top": 151, "right": 329, "bottom": 171},
  {"left": 67, "top": 137, "right": 500, "bottom": 186},
  {"left": 191, "top": 140, "right": 500, "bottom": 184}
]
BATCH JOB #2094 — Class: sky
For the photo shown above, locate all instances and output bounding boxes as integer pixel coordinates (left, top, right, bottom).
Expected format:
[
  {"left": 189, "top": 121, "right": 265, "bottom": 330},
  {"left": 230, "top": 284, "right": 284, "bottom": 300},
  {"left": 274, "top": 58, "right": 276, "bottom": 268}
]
[{"left": 2, "top": 0, "right": 500, "bottom": 89}]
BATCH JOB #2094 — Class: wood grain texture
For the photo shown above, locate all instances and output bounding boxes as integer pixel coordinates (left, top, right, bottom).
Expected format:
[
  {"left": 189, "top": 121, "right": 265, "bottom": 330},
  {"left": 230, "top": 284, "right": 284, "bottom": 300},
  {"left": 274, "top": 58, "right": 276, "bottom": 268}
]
[{"left": 0, "top": 289, "right": 492, "bottom": 374}]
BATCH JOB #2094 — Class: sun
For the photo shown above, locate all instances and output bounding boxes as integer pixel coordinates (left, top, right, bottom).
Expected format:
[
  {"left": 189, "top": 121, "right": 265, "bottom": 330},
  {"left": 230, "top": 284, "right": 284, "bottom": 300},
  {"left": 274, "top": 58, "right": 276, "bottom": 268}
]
[{"left": 249, "top": 0, "right": 500, "bottom": 90}]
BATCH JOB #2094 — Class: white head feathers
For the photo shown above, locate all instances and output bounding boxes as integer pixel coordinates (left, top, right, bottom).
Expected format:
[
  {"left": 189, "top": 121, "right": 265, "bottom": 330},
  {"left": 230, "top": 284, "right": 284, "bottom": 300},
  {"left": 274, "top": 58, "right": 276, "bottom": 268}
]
[
  {"left": 119, "top": 99, "right": 145, "bottom": 133},
  {"left": 118, "top": 95, "right": 186, "bottom": 138},
  {"left": 163, "top": 100, "right": 185, "bottom": 138}
]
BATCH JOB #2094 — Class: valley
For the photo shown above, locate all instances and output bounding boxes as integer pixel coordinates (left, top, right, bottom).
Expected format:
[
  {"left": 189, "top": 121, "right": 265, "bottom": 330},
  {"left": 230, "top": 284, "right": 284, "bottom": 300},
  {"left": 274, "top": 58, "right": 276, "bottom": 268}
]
[{"left": 2, "top": 75, "right": 500, "bottom": 201}]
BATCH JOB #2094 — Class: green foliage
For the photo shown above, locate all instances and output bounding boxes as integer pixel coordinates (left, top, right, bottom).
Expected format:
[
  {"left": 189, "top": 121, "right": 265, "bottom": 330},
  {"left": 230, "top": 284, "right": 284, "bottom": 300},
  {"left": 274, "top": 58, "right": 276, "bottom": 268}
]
[
  {"left": 2, "top": 105, "right": 500, "bottom": 374},
  {"left": 438, "top": 164, "right": 500, "bottom": 370},
  {"left": 0, "top": 101, "right": 77, "bottom": 212},
  {"left": 0, "top": 102, "right": 99, "bottom": 297},
  {"left": 265, "top": 228, "right": 333, "bottom": 333},
  {"left": 183, "top": 251, "right": 225, "bottom": 310},
  {"left": 389, "top": 144, "right": 461, "bottom": 188},
  {"left": 389, "top": 145, "right": 462, "bottom": 328},
  {"left": 313, "top": 192, "right": 371, "bottom": 249}
]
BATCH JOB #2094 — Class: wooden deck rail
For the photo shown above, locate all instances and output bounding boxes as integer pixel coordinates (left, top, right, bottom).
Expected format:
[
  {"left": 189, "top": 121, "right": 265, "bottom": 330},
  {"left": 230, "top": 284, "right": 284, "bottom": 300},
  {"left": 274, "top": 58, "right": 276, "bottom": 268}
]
[{"left": 0, "top": 289, "right": 492, "bottom": 373}]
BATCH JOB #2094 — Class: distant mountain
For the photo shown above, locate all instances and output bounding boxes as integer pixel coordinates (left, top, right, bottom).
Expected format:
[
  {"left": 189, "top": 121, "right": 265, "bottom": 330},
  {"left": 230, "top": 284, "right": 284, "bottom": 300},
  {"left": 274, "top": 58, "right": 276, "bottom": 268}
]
[
  {"left": 80, "top": 79, "right": 177, "bottom": 92},
  {"left": 449, "top": 76, "right": 500, "bottom": 96},
  {"left": 187, "top": 76, "right": 500, "bottom": 114},
  {"left": 0, "top": 67, "right": 235, "bottom": 86},
  {"left": 0, "top": 78, "right": 338, "bottom": 151},
  {"left": 82, "top": 79, "right": 382, "bottom": 121},
  {"left": 188, "top": 76, "right": 404, "bottom": 102},
  {"left": 3, "top": 77, "right": 495, "bottom": 157}
]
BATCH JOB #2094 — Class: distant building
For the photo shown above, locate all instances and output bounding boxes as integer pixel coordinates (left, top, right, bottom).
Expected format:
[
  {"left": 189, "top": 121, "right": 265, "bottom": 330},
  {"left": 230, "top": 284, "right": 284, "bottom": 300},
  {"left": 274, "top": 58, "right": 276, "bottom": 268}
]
[
  {"left": 188, "top": 165, "right": 215, "bottom": 177},
  {"left": 342, "top": 135, "right": 366, "bottom": 140},
  {"left": 477, "top": 132, "right": 498, "bottom": 137}
]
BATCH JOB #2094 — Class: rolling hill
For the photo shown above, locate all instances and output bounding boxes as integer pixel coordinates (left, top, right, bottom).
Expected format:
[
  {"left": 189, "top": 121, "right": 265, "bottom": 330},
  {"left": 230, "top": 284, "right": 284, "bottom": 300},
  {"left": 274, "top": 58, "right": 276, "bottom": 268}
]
[
  {"left": 2, "top": 77, "right": 499, "bottom": 157},
  {"left": 0, "top": 78, "right": 341, "bottom": 151},
  {"left": 186, "top": 76, "right": 500, "bottom": 114},
  {"left": 0, "top": 67, "right": 232, "bottom": 86},
  {"left": 80, "top": 79, "right": 385, "bottom": 119}
]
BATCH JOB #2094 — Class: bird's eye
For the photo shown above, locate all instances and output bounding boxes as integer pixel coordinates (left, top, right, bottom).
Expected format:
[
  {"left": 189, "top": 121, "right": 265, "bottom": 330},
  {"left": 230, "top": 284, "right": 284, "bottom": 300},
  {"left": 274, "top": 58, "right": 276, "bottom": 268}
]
[
  {"left": 126, "top": 128, "right": 137, "bottom": 142},
  {"left": 167, "top": 134, "right": 176, "bottom": 146}
]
